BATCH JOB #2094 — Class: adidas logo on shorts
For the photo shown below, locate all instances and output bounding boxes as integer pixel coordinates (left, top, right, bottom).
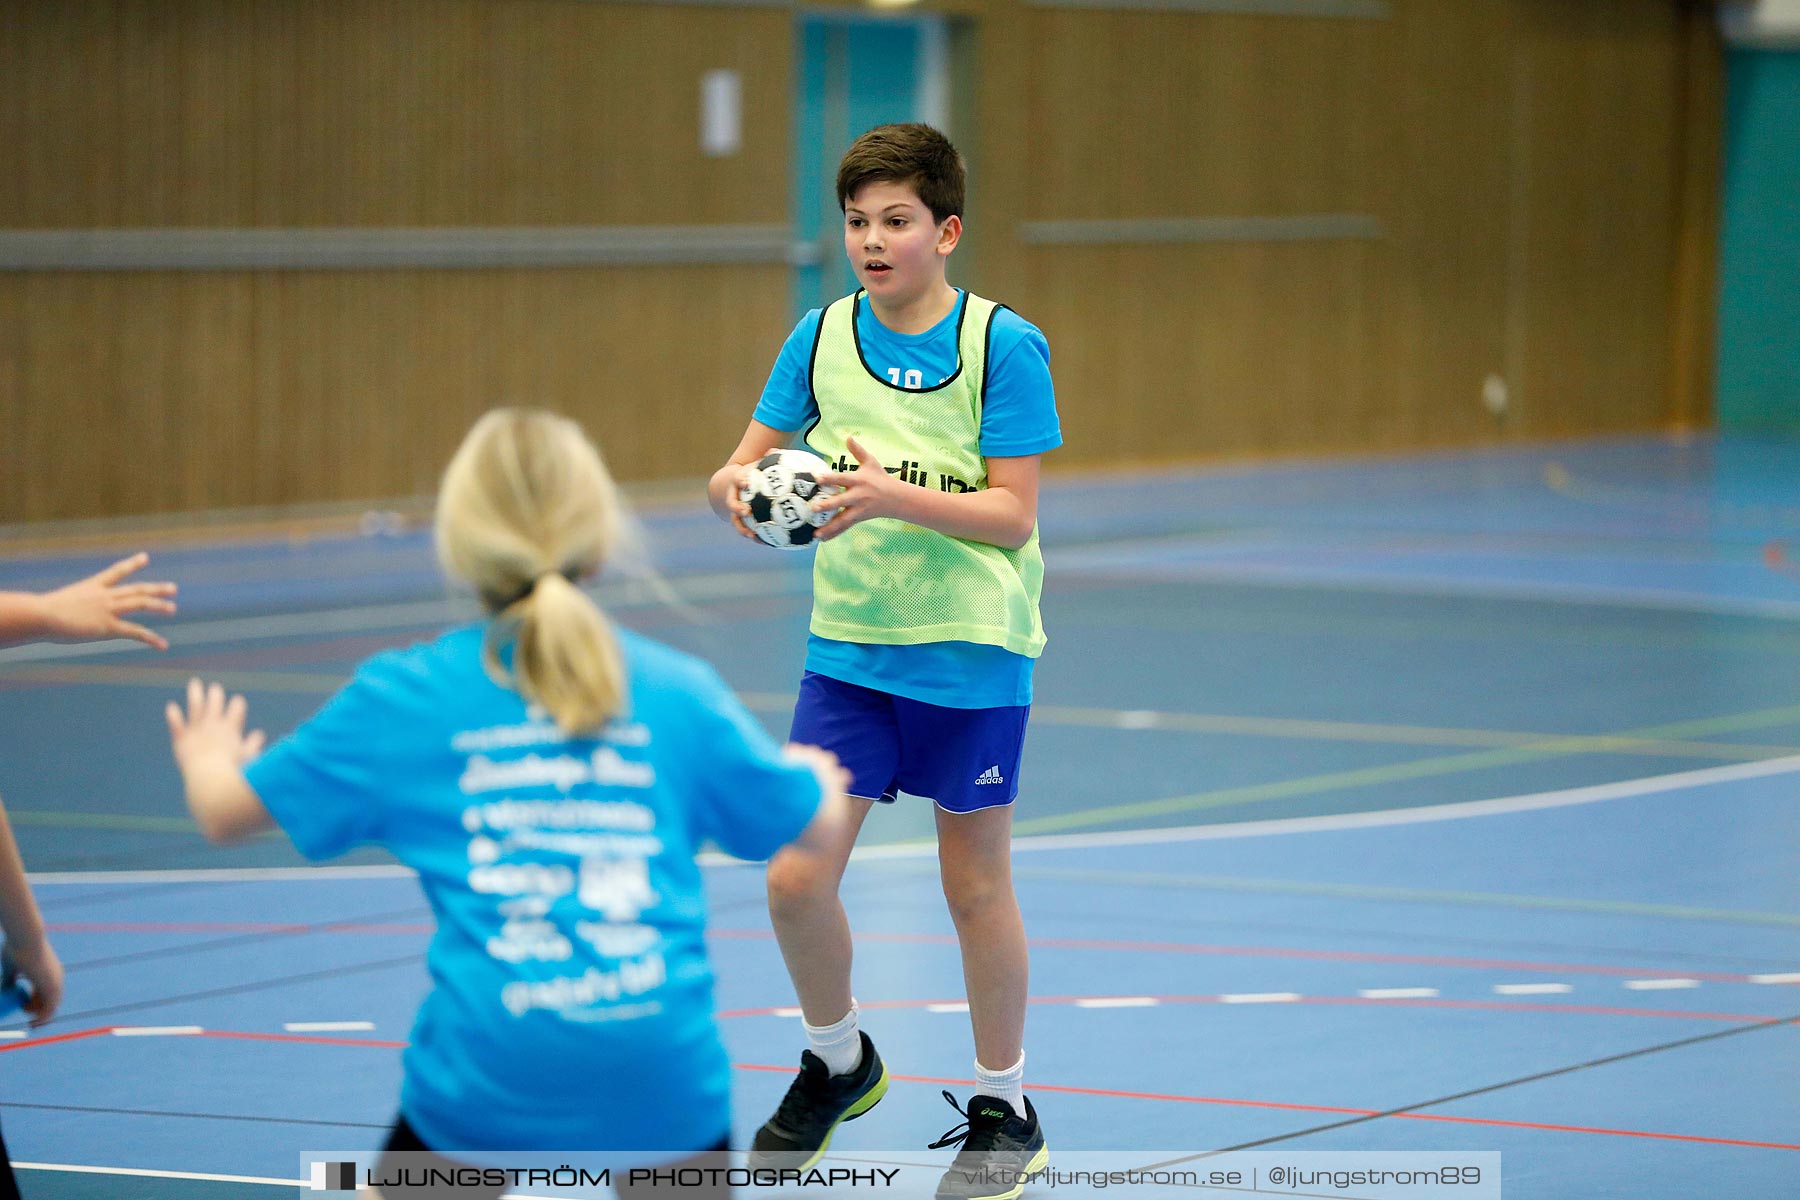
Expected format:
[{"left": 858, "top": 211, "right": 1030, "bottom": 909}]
[{"left": 974, "top": 765, "right": 1005, "bottom": 786}]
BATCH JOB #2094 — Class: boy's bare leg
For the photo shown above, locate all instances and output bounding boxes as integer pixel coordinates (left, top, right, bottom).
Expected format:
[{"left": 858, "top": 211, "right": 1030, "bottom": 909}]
[
  {"left": 765, "top": 796, "right": 876, "bottom": 1024},
  {"left": 934, "top": 803, "right": 1026, "bottom": 1068}
]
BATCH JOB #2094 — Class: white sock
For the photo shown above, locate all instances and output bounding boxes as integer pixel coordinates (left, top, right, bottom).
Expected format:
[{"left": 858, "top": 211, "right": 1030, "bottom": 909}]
[
  {"left": 974, "top": 1051, "right": 1026, "bottom": 1112},
  {"left": 803, "top": 1002, "right": 864, "bottom": 1076}
]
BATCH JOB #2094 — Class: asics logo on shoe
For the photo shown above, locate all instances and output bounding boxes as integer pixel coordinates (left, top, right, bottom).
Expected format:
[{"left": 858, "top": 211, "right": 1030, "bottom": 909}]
[
  {"left": 979, "top": 1107, "right": 1009, "bottom": 1120},
  {"left": 974, "top": 766, "right": 1004, "bottom": 786}
]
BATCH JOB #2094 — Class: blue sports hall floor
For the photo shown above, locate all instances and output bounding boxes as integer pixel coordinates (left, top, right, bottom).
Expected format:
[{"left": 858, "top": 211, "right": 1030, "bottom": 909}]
[{"left": 0, "top": 433, "right": 1795, "bottom": 1199}]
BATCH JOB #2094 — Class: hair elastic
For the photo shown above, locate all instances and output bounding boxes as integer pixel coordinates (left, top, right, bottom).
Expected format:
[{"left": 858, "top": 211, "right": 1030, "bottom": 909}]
[{"left": 493, "top": 566, "right": 581, "bottom": 611}]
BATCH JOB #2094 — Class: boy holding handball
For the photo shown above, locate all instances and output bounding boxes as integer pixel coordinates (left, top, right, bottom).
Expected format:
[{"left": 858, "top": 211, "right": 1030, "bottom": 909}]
[{"left": 708, "top": 124, "right": 1060, "bottom": 1200}]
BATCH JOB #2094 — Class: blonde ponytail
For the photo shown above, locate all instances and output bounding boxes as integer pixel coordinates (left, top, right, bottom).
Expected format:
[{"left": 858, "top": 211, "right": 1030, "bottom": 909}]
[
  {"left": 435, "top": 408, "right": 630, "bottom": 734},
  {"left": 511, "top": 571, "right": 625, "bottom": 735}
]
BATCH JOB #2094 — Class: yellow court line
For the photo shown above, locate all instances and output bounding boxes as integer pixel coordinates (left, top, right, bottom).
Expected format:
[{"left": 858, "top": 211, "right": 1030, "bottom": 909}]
[
  {"left": 1023, "top": 705, "right": 1798, "bottom": 763},
  {"left": 1009, "top": 701, "right": 1800, "bottom": 836},
  {"left": 1054, "top": 605, "right": 1800, "bottom": 658},
  {"left": 0, "top": 665, "right": 348, "bottom": 694},
  {"left": 8, "top": 811, "right": 200, "bottom": 834},
  {"left": 999, "top": 866, "right": 1800, "bottom": 929},
  {"left": 740, "top": 693, "right": 1797, "bottom": 763},
  {"left": 5, "top": 670, "right": 1797, "bottom": 765}
]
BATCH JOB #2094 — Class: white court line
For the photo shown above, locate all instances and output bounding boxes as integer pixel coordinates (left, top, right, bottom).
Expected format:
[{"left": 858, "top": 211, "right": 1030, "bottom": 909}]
[
  {"left": 1623, "top": 979, "right": 1701, "bottom": 991},
  {"left": 978, "top": 753, "right": 1800, "bottom": 854},
  {"left": 30, "top": 863, "right": 419, "bottom": 884},
  {"left": 15, "top": 1162, "right": 573, "bottom": 1199},
  {"left": 1217, "top": 993, "right": 1301, "bottom": 1004},
  {"left": 111, "top": 1025, "right": 204, "bottom": 1036},
  {"left": 31, "top": 754, "right": 1800, "bottom": 885},
  {"left": 772, "top": 1007, "right": 804, "bottom": 1018},
  {"left": 284, "top": 1021, "right": 375, "bottom": 1033},
  {"left": 927, "top": 1002, "right": 972, "bottom": 1014},
  {"left": 1749, "top": 973, "right": 1800, "bottom": 984},
  {"left": 0, "top": 569, "right": 802, "bottom": 664},
  {"left": 1054, "top": 552, "right": 1800, "bottom": 622},
  {"left": 15, "top": 1163, "right": 299, "bottom": 1187},
  {"left": 0, "top": 1031, "right": 27, "bottom": 1040},
  {"left": 1358, "top": 987, "right": 1439, "bottom": 999},
  {"left": 1494, "top": 984, "right": 1572, "bottom": 996},
  {"left": 1074, "top": 997, "right": 1158, "bottom": 1008}
]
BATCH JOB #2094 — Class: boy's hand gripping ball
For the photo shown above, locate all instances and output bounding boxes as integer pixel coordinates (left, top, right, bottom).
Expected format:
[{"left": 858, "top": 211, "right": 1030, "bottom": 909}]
[{"left": 739, "top": 450, "right": 841, "bottom": 550}]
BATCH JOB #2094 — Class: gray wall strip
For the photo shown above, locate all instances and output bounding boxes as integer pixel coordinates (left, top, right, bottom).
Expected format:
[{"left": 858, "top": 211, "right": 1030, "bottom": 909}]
[
  {"left": 1017, "top": 214, "right": 1384, "bottom": 246},
  {"left": 1023, "top": 0, "right": 1389, "bottom": 17},
  {"left": 580, "top": 0, "right": 797, "bottom": 8},
  {"left": 0, "top": 225, "right": 807, "bottom": 271}
]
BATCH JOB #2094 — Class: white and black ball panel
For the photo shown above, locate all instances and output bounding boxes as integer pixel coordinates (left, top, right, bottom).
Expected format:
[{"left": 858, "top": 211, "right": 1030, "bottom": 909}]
[
  {"left": 770, "top": 496, "right": 812, "bottom": 529},
  {"left": 741, "top": 448, "right": 838, "bottom": 550}
]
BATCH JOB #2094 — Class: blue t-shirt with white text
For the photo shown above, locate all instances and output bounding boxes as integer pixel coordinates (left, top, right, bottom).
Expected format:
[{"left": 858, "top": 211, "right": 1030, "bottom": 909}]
[
  {"left": 244, "top": 624, "right": 821, "bottom": 1154},
  {"left": 753, "top": 291, "right": 1061, "bottom": 708}
]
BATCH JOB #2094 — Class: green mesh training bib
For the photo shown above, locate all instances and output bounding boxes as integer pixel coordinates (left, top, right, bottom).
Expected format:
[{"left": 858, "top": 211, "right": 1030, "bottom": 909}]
[{"left": 803, "top": 290, "right": 1046, "bottom": 658}]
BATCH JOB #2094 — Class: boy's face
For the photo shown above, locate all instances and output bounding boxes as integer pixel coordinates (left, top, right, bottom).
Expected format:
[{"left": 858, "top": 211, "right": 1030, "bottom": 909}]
[{"left": 843, "top": 179, "right": 960, "bottom": 304}]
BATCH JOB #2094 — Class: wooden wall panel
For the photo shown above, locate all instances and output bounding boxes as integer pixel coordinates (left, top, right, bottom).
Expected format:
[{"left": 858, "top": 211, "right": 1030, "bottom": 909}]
[
  {"left": 1028, "top": 242, "right": 1379, "bottom": 466},
  {"left": 1376, "top": 0, "right": 1515, "bottom": 448},
  {"left": 1511, "top": 0, "right": 1686, "bottom": 436},
  {"left": 992, "top": 0, "right": 1712, "bottom": 467},
  {"left": 0, "top": 267, "right": 789, "bottom": 521},
  {"left": 0, "top": 0, "right": 1724, "bottom": 522},
  {"left": 1667, "top": 0, "right": 1723, "bottom": 430},
  {"left": 0, "top": 0, "right": 790, "bottom": 228},
  {"left": 1026, "top": 11, "right": 1382, "bottom": 220}
]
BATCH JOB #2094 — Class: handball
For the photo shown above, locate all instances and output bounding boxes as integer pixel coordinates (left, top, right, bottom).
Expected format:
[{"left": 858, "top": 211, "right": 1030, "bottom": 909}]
[{"left": 739, "top": 449, "right": 840, "bottom": 550}]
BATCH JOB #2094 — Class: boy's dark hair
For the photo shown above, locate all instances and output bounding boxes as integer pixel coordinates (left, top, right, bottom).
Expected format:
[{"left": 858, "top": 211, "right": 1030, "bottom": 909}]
[{"left": 836, "top": 123, "right": 964, "bottom": 224}]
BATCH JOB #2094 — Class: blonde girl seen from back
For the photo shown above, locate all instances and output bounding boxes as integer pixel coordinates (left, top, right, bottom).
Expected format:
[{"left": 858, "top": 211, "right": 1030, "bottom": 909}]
[{"left": 170, "top": 408, "right": 849, "bottom": 1200}]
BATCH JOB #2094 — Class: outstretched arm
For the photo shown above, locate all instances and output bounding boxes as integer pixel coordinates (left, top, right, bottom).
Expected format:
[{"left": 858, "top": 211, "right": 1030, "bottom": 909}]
[
  {"left": 167, "top": 679, "right": 275, "bottom": 844},
  {"left": 0, "top": 798, "right": 61, "bottom": 1026},
  {"left": 811, "top": 439, "right": 1041, "bottom": 551},
  {"left": 0, "top": 552, "right": 177, "bottom": 650}
]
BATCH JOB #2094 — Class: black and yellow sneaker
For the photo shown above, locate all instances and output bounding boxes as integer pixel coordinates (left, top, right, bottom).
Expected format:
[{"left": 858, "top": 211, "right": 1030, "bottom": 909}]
[
  {"left": 747, "top": 1032, "right": 890, "bottom": 1170},
  {"left": 929, "top": 1091, "right": 1049, "bottom": 1200}
]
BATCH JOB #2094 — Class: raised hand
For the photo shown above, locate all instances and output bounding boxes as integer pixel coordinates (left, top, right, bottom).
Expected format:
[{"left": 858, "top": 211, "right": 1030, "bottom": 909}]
[
  {"left": 166, "top": 678, "right": 267, "bottom": 774},
  {"left": 37, "top": 552, "right": 177, "bottom": 650}
]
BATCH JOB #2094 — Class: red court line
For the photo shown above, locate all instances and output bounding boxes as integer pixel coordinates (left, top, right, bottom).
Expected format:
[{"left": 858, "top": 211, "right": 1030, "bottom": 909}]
[
  {"left": 1396, "top": 1110, "right": 1800, "bottom": 1152},
  {"left": 199, "top": 1029, "right": 409, "bottom": 1050},
  {"left": 731, "top": 1066, "right": 1800, "bottom": 1152},
  {"left": 157, "top": 632, "right": 421, "bottom": 672},
  {"left": 708, "top": 929, "right": 1793, "bottom": 985},
  {"left": 44, "top": 921, "right": 1798, "bottom": 987},
  {"left": 0, "top": 1027, "right": 114, "bottom": 1053},
  {"left": 49, "top": 922, "right": 315, "bottom": 934},
  {"left": 716, "top": 993, "right": 1796, "bottom": 1024},
  {"left": 10, "top": 1027, "right": 1791, "bottom": 1151},
  {"left": 46, "top": 922, "right": 432, "bottom": 935}
]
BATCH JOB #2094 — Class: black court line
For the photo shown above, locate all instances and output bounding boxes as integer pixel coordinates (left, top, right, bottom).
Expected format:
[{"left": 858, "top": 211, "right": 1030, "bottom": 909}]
[
  {"left": 40, "top": 953, "right": 427, "bottom": 1028},
  {"left": 28, "top": 845, "right": 264, "bottom": 876},
  {"left": 57, "top": 906, "right": 434, "bottom": 973},
  {"left": 35, "top": 881, "right": 226, "bottom": 913},
  {"left": 58, "top": 892, "right": 774, "bottom": 977},
  {"left": 1022, "top": 905, "right": 1800, "bottom": 972},
  {"left": 0, "top": 1100, "right": 387, "bottom": 1131},
  {"left": 1142, "top": 1012, "right": 1800, "bottom": 1169},
  {"left": 34, "top": 885, "right": 796, "bottom": 1029}
]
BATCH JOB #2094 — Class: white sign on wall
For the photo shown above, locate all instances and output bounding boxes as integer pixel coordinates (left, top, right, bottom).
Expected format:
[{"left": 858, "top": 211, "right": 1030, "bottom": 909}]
[
  {"left": 1720, "top": 0, "right": 1800, "bottom": 47},
  {"left": 700, "top": 69, "right": 742, "bottom": 158}
]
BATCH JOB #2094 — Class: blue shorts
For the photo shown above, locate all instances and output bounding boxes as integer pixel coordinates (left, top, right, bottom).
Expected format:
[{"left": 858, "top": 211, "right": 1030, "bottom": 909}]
[{"left": 789, "top": 672, "right": 1030, "bottom": 814}]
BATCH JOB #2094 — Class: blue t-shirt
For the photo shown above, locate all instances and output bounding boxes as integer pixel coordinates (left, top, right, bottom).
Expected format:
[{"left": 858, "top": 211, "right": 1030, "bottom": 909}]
[
  {"left": 753, "top": 291, "right": 1062, "bottom": 708},
  {"left": 244, "top": 624, "right": 821, "bottom": 1154}
]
